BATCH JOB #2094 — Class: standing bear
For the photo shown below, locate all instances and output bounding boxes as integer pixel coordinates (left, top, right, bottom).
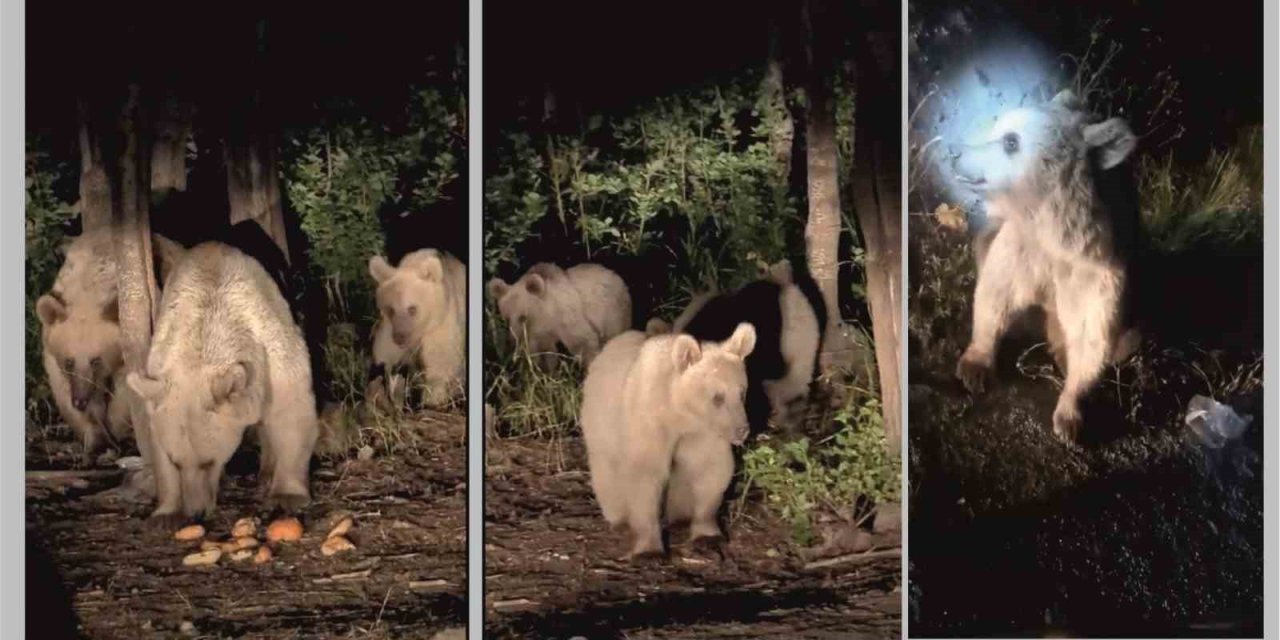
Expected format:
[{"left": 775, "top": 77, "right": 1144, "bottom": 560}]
[
  {"left": 951, "top": 89, "right": 1140, "bottom": 441},
  {"left": 127, "top": 242, "right": 318, "bottom": 525},
  {"left": 488, "top": 262, "right": 631, "bottom": 369},
  {"left": 581, "top": 323, "right": 756, "bottom": 560},
  {"left": 36, "top": 231, "right": 186, "bottom": 464},
  {"left": 368, "top": 248, "right": 468, "bottom": 408}
]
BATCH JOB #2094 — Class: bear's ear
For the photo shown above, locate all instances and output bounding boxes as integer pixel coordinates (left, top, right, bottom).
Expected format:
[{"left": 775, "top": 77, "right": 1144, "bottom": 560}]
[
  {"left": 101, "top": 298, "right": 119, "bottom": 323},
  {"left": 723, "top": 323, "right": 757, "bottom": 359},
  {"left": 672, "top": 335, "right": 703, "bottom": 371},
  {"left": 210, "top": 362, "right": 250, "bottom": 406},
  {"left": 523, "top": 273, "right": 546, "bottom": 297},
  {"left": 1083, "top": 118, "right": 1137, "bottom": 170},
  {"left": 1050, "top": 89, "right": 1083, "bottom": 111},
  {"left": 416, "top": 254, "right": 444, "bottom": 282},
  {"left": 126, "top": 371, "right": 166, "bottom": 404},
  {"left": 369, "top": 256, "right": 396, "bottom": 284},
  {"left": 488, "top": 278, "right": 510, "bottom": 300},
  {"left": 36, "top": 295, "right": 66, "bottom": 327}
]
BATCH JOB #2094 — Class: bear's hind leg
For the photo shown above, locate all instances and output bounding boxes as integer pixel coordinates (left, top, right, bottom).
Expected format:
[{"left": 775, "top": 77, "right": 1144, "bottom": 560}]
[{"left": 1051, "top": 268, "right": 1120, "bottom": 442}]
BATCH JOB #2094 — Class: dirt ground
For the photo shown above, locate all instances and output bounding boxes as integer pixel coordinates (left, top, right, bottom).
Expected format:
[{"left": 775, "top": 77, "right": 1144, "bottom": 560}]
[
  {"left": 26, "top": 412, "right": 468, "bottom": 639},
  {"left": 484, "top": 435, "right": 902, "bottom": 639},
  {"left": 907, "top": 218, "right": 1265, "bottom": 637}
]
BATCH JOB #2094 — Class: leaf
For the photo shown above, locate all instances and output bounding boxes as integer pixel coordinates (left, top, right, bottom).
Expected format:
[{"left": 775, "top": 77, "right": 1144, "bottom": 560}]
[{"left": 934, "top": 203, "right": 969, "bottom": 232}]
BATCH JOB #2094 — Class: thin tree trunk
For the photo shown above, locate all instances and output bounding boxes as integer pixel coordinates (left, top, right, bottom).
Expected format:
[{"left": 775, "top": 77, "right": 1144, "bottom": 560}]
[
  {"left": 102, "top": 83, "right": 162, "bottom": 476},
  {"left": 77, "top": 101, "right": 112, "bottom": 235},
  {"left": 851, "top": 27, "right": 903, "bottom": 454},
  {"left": 761, "top": 18, "right": 794, "bottom": 181},
  {"left": 226, "top": 19, "right": 289, "bottom": 262},
  {"left": 225, "top": 125, "right": 290, "bottom": 262},
  {"left": 802, "top": 0, "right": 843, "bottom": 370},
  {"left": 150, "top": 96, "right": 191, "bottom": 193}
]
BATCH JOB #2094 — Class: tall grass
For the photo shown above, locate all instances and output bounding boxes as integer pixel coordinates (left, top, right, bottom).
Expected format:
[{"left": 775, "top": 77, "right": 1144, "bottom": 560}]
[
  {"left": 483, "top": 307, "right": 584, "bottom": 439},
  {"left": 1140, "top": 126, "right": 1263, "bottom": 252}
]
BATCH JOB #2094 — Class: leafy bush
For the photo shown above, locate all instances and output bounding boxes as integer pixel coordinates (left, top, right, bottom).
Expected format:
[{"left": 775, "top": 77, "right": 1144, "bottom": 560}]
[
  {"left": 285, "top": 84, "right": 465, "bottom": 320},
  {"left": 742, "top": 397, "right": 901, "bottom": 546},
  {"left": 485, "top": 75, "right": 797, "bottom": 297},
  {"left": 25, "top": 140, "right": 77, "bottom": 419}
]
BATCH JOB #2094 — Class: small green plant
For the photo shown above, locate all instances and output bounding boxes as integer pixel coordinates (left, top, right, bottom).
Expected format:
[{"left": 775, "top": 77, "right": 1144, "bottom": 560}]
[{"left": 742, "top": 397, "right": 901, "bottom": 546}]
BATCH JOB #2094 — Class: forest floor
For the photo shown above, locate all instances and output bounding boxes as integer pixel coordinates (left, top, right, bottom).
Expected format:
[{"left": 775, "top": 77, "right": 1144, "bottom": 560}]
[
  {"left": 484, "top": 434, "right": 902, "bottom": 639},
  {"left": 26, "top": 411, "right": 468, "bottom": 640},
  {"left": 907, "top": 216, "right": 1265, "bottom": 637}
]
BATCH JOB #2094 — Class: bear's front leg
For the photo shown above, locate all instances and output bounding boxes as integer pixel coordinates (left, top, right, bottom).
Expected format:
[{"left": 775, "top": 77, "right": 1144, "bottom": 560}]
[{"left": 959, "top": 227, "right": 1042, "bottom": 394}]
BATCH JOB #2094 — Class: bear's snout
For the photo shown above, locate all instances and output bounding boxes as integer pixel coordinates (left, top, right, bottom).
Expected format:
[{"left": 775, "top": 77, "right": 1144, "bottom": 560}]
[
  {"left": 730, "top": 422, "right": 750, "bottom": 446},
  {"left": 392, "top": 330, "right": 410, "bottom": 346},
  {"left": 952, "top": 151, "right": 988, "bottom": 190},
  {"left": 69, "top": 377, "right": 94, "bottom": 411}
]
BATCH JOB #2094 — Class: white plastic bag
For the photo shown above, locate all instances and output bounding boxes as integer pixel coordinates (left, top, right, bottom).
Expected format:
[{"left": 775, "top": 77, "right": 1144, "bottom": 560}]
[{"left": 1184, "top": 395, "right": 1252, "bottom": 448}]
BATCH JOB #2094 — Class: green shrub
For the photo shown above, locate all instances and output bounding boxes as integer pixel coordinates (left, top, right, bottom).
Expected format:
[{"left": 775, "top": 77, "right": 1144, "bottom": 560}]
[
  {"left": 484, "top": 75, "right": 797, "bottom": 297},
  {"left": 742, "top": 397, "right": 901, "bottom": 546},
  {"left": 25, "top": 140, "right": 77, "bottom": 420}
]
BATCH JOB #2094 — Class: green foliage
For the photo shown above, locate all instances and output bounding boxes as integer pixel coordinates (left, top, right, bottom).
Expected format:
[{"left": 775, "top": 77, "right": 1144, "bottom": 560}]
[
  {"left": 485, "top": 76, "right": 797, "bottom": 296},
  {"left": 284, "top": 84, "right": 465, "bottom": 317},
  {"left": 743, "top": 397, "right": 901, "bottom": 546},
  {"left": 25, "top": 141, "right": 77, "bottom": 419}
]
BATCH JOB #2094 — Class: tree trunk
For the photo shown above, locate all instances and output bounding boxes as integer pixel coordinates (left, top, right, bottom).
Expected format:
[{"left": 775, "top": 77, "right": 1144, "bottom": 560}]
[
  {"left": 225, "top": 121, "right": 290, "bottom": 262},
  {"left": 850, "top": 26, "right": 903, "bottom": 455},
  {"left": 77, "top": 101, "right": 113, "bottom": 235},
  {"left": 226, "top": 19, "right": 289, "bottom": 262},
  {"left": 761, "top": 17, "right": 794, "bottom": 181},
  {"left": 801, "top": 0, "right": 843, "bottom": 370},
  {"left": 150, "top": 96, "right": 191, "bottom": 193},
  {"left": 79, "top": 85, "right": 162, "bottom": 475}
]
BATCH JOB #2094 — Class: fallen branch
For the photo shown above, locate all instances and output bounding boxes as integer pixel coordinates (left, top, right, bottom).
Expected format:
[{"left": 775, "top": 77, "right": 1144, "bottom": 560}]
[
  {"left": 312, "top": 569, "right": 373, "bottom": 584},
  {"left": 802, "top": 547, "right": 901, "bottom": 572},
  {"left": 27, "top": 470, "right": 123, "bottom": 483}
]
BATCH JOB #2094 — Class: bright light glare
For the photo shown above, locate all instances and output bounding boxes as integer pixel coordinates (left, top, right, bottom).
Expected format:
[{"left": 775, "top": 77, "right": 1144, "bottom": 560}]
[{"left": 914, "top": 30, "right": 1063, "bottom": 228}]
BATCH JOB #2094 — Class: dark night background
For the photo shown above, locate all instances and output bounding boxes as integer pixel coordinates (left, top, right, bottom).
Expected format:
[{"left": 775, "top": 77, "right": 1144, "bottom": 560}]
[
  {"left": 910, "top": 0, "right": 1263, "bottom": 163},
  {"left": 27, "top": 2, "right": 468, "bottom": 262}
]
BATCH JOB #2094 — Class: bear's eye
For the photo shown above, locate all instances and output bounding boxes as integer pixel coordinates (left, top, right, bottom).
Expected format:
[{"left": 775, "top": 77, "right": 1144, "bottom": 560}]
[
  {"left": 90, "top": 357, "right": 102, "bottom": 369},
  {"left": 712, "top": 392, "right": 725, "bottom": 407},
  {"left": 383, "top": 306, "right": 394, "bottom": 318},
  {"left": 63, "top": 358, "right": 74, "bottom": 371},
  {"left": 1002, "top": 132, "right": 1019, "bottom": 154},
  {"left": 408, "top": 305, "right": 418, "bottom": 316}
]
